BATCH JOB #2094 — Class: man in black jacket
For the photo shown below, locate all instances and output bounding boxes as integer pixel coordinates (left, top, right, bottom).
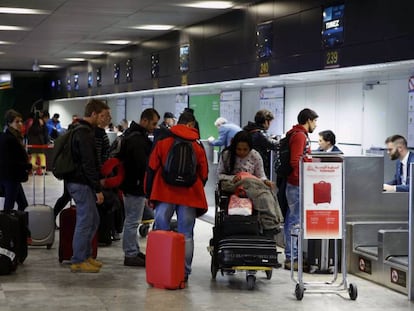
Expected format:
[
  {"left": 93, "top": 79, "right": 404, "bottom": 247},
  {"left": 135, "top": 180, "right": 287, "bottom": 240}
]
[
  {"left": 65, "top": 99, "right": 107, "bottom": 273},
  {"left": 120, "top": 108, "right": 160, "bottom": 266},
  {"left": 243, "top": 109, "right": 279, "bottom": 179}
]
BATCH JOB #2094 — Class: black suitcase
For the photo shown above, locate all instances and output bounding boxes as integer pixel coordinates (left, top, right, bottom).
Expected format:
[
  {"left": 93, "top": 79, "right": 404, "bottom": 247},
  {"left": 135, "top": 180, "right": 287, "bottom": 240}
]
[
  {"left": 0, "top": 212, "right": 20, "bottom": 274},
  {"left": 306, "top": 239, "right": 341, "bottom": 273},
  {"left": 7, "top": 210, "right": 30, "bottom": 263},
  {"left": 217, "top": 235, "right": 279, "bottom": 268}
]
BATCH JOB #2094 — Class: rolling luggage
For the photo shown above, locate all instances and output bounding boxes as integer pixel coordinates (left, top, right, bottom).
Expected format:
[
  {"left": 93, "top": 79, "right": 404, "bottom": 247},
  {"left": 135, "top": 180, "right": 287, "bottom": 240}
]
[
  {"left": 26, "top": 169, "right": 55, "bottom": 249},
  {"left": 0, "top": 212, "right": 20, "bottom": 274},
  {"left": 146, "top": 230, "right": 186, "bottom": 289},
  {"left": 58, "top": 206, "right": 98, "bottom": 263},
  {"left": 6, "top": 210, "right": 30, "bottom": 263},
  {"left": 217, "top": 235, "right": 279, "bottom": 268}
]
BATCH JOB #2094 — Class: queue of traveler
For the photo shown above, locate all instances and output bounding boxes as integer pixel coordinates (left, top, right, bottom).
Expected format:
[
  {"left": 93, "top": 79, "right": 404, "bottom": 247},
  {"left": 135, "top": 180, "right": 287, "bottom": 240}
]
[{"left": 0, "top": 102, "right": 410, "bottom": 278}]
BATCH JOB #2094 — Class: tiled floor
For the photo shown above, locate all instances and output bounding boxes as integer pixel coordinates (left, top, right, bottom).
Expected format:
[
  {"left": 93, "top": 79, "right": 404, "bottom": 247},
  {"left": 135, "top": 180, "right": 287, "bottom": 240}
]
[{"left": 0, "top": 174, "right": 413, "bottom": 310}]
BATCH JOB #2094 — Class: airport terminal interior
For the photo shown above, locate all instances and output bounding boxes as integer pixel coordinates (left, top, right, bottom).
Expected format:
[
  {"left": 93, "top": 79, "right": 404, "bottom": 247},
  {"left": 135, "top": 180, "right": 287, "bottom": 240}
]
[
  {"left": 0, "top": 173, "right": 412, "bottom": 311},
  {"left": 1, "top": 0, "right": 414, "bottom": 310}
]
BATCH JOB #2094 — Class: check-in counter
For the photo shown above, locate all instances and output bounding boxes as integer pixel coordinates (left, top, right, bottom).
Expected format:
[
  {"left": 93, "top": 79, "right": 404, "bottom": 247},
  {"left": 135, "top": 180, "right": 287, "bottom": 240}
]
[
  {"left": 201, "top": 140, "right": 218, "bottom": 208},
  {"left": 344, "top": 156, "right": 409, "bottom": 294}
]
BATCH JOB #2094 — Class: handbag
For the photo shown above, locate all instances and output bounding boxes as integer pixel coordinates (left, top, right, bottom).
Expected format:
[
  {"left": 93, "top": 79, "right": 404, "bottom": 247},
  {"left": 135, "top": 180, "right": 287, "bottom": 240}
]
[{"left": 228, "top": 188, "right": 253, "bottom": 216}]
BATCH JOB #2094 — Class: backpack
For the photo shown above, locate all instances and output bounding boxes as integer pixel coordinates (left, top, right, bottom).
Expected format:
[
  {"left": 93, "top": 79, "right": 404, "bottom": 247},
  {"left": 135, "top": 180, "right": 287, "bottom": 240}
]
[
  {"left": 108, "top": 131, "right": 141, "bottom": 159},
  {"left": 52, "top": 125, "right": 86, "bottom": 180},
  {"left": 162, "top": 136, "right": 198, "bottom": 187},
  {"left": 274, "top": 132, "right": 294, "bottom": 178}
]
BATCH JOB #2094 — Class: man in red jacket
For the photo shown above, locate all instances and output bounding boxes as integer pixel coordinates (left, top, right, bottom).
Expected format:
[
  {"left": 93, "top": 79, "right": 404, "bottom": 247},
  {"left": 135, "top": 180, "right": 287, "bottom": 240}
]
[
  {"left": 146, "top": 111, "right": 208, "bottom": 282},
  {"left": 284, "top": 108, "right": 318, "bottom": 270}
]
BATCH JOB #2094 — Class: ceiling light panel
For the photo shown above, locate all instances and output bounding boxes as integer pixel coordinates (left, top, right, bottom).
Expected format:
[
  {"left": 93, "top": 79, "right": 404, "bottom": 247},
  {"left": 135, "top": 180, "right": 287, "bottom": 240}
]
[
  {"left": 0, "top": 25, "right": 29, "bottom": 31},
  {"left": 65, "top": 58, "right": 86, "bottom": 62},
  {"left": 181, "top": 1, "right": 234, "bottom": 9},
  {"left": 0, "top": 7, "right": 49, "bottom": 14},
  {"left": 102, "top": 40, "right": 131, "bottom": 45},
  {"left": 132, "top": 25, "right": 174, "bottom": 31},
  {"left": 81, "top": 51, "right": 105, "bottom": 55}
]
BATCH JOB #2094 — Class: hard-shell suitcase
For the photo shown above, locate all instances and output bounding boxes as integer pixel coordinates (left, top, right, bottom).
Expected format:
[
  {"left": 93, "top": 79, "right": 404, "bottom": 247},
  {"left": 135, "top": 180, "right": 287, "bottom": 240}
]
[
  {"left": 58, "top": 206, "right": 98, "bottom": 263},
  {"left": 26, "top": 169, "right": 55, "bottom": 249},
  {"left": 217, "top": 235, "right": 279, "bottom": 268},
  {"left": 313, "top": 181, "right": 331, "bottom": 205},
  {"left": 146, "top": 230, "right": 186, "bottom": 289},
  {"left": 0, "top": 212, "right": 20, "bottom": 274}
]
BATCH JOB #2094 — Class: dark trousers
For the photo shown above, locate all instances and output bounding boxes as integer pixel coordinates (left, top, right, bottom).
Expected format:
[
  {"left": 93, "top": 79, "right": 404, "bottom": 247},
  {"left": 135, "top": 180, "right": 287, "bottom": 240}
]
[
  {"left": 0, "top": 179, "right": 28, "bottom": 211},
  {"left": 53, "top": 180, "right": 71, "bottom": 218}
]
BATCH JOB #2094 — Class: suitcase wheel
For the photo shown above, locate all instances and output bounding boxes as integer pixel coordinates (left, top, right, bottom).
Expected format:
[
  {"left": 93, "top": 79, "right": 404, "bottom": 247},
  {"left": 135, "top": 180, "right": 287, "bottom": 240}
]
[
  {"left": 138, "top": 224, "right": 150, "bottom": 237},
  {"left": 246, "top": 275, "right": 256, "bottom": 290},
  {"left": 265, "top": 270, "right": 272, "bottom": 280},
  {"left": 47, "top": 243, "right": 53, "bottom": 250}
]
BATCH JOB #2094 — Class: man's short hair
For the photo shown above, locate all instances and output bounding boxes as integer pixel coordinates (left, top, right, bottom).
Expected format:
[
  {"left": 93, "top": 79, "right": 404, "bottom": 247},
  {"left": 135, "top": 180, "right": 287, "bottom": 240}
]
[
  {"left": 141, "top": 108, "right": 160, "bottom": 122},
  {"left": 178, "top": 111, "right": 195, "bottom": 125},
  {"left": 385, "top": 134, "right": 407, "bottom": 147},
  {"left": 84, "top": 99, "right": 109, "bottom": 117},
  {"left": 297, "top": 108, "right": 318, "bottom": 125},
  {"left": 4, "top": 109, "right": 22, "bottom": 126},
  {"left": 254, "top": 109, "right": 274, "bottom": 125}
]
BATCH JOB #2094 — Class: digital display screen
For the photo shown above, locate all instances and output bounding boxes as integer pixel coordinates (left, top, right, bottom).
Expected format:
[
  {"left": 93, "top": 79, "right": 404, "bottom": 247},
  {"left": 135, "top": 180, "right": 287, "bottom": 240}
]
[
  {"left": 96, "top": 68, "right": 102, "bottom": 87},
  {"left": 256, "top": 22, "right": 273, "bottom": 60},
  {"left": 114, "top": 63, "right": 120, "bottom": 84},
  {"left": 88, "top": 72, "right": 93, "bottom": 88},
  {"left": 73, "top": 73, "right": 79, "bottom": 90},
  {"left": 0, "top": 72, "right": 12, "bottom": 89},
  {"left": 322, "top": 4, "right": 345, "bottom": 48},
  {"left": 179, "top": 44, "right": 189, "bottom": 73},
  {"left": 126, "top": 59, "right": 133, "bottom": 82},
  {"left": 151, "top": 53, "right": 159, "bottom": 79}
]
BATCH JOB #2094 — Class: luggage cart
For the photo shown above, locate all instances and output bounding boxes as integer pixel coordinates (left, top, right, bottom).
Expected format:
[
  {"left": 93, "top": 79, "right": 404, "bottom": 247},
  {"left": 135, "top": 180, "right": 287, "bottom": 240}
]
[
  {"left": 209, "top": 181, "right": 279, "bottom": 290},
  {"left": 290, "top": 153, "right": 357, "bottom": 300}
]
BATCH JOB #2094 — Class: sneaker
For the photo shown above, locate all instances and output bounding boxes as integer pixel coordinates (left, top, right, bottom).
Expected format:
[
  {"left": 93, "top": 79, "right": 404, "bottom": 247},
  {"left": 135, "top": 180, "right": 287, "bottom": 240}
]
[
  {"left": 284, "top": 259, "right": 298, "bottom": 271},
  {"left": 124, "top": 255, "right": 145, "bottom": 267},
  {"left": 137, "top": 252, "right": 146, "bottom": 260},
  {"left": 70, "top": 261, "right": 100, "bottom": 273},
  {"left": 87, "top": 257, "right": 103, "bottom": 268}
]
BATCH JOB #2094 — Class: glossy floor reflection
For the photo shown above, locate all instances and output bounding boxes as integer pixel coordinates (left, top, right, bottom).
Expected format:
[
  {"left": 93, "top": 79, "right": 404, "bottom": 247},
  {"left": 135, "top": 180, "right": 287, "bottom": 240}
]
[{"left": 0, "top": 174, "right": 412, "bottom": 310}]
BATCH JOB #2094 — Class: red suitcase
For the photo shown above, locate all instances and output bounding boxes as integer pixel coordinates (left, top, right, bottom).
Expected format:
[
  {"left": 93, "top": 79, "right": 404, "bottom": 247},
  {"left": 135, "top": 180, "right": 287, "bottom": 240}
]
[
  {"left": 58, "top": 206, "right": 98, "bottom": 263},
  {"left": 146, "top": 230, "right": 186, "bottom": 289},
  {"left": 313, "top": 181, "right": 332, "bottom": 205}
]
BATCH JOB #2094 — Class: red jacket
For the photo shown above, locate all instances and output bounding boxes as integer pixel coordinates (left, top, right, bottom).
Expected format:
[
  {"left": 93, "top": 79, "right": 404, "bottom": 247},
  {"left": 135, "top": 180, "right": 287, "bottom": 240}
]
[
  {"left": 286, "top": 124, "right": 311, "bottom": 186},
  {"left": 146, "top": 124, "right": 208, "bottom": 215}
]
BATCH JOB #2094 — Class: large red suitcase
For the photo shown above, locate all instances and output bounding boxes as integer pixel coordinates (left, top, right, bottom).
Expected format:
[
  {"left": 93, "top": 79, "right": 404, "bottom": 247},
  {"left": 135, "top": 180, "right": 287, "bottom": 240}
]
[
  {"left": 58, "top": 206, "right": 98, "bottom": 263},
  {"left": 313, "top": 181, "right": 331, "bottom": 205},
  {"left": 146, "top": 230, "right": 186, "bottom": 289}
]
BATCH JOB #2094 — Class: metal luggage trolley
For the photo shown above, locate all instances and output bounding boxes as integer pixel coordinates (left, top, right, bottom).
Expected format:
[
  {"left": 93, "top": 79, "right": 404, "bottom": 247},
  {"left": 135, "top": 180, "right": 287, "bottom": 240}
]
[{"left": 290, "top": 153, "right": 357, "bottom": 300}]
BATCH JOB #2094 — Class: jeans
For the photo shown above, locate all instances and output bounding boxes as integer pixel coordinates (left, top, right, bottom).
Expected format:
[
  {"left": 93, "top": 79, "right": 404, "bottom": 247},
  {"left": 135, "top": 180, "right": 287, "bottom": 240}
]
[
  {"left": 122, "top": 194, "right": 145, "bottom": 257},
  {"left": 67, "top": 182, "right": 100, "bottom": 264},
  {"left": 0, "top": 179, "right": 28, "bottom": 211},
  {"left": 284, "top": 183, "right": 300, "bottom": 260},
  {"left": 154, "top": 202, "right": 196, "bottom": 277}
]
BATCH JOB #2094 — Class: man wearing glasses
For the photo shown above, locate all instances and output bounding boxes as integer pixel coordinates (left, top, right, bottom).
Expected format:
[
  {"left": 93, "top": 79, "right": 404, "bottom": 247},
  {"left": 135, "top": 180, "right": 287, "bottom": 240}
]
[{"left": 383, "top": 135, "right": 414, "bottom": 192}]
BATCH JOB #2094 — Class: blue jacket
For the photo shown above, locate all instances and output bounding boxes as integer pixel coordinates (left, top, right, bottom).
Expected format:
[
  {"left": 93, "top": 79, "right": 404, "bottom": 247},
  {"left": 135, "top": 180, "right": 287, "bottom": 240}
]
[
  {"left": 210, "top": 122, "right": 241, "bottom": 147},
  {"left": 387, "top": 151, "right": 414, "bottom": 192}
]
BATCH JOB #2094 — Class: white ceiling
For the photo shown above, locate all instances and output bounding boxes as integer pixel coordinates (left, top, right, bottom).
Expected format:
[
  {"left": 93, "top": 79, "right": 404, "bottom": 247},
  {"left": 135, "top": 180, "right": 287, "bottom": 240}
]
[{"left": 0, "top": 0, "right": 254, "bottom": 71}]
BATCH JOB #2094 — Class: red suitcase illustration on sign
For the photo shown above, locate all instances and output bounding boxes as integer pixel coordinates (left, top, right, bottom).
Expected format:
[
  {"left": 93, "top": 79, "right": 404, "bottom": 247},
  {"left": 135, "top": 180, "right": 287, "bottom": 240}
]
[{"left": 313, "top": 181, "right": 331, "bottom": 205}]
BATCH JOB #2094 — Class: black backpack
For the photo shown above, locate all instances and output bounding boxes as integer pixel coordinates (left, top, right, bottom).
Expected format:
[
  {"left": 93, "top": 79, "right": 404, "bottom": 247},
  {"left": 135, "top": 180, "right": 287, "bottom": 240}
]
[
  {"left": 162, "top": 136, "right": 198, "bottom": 187},
  {"left": 52, "top": 125, "right": 86, "bottom": 180},
  {"left": 274, "top": 132, "right": 294, "bottom": 178},
  {"left": 108, "top": 130, "right": 141, "bottom": 159}
]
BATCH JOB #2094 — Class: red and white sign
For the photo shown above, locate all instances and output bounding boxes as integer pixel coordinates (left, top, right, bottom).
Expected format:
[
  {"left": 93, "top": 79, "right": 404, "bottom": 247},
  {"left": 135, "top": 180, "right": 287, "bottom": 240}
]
[{"left": 303, "top": 162, "right": 343, "bottom": 239}]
